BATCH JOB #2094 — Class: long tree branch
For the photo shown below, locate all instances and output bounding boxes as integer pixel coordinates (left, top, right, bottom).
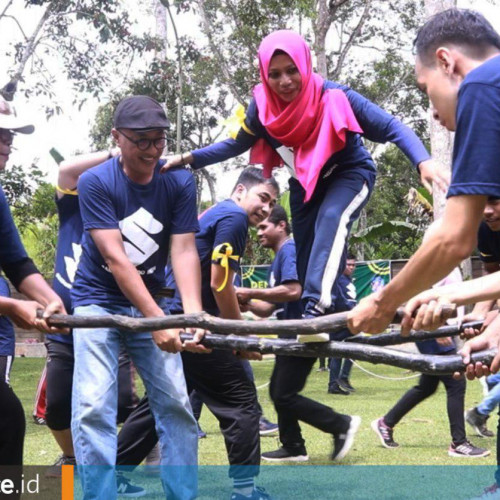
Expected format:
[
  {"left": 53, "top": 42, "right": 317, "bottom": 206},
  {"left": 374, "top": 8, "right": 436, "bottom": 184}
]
[
  {"left": 347, "top": 320, "right": 483, "bottom": 346},
  {"left": 42, "top": 304, "right": 455, "bottom": 336},
  {"left": 1, "top": 3, "right": 52, "bottom": 100},
  {"left": 2, "top": 14, "right": 28, "bottom": 40},
  {"left": 0, "top": 0, "right": 14, "bottom": 21},
  {"left": 178, "top": 333, "right": 495, "bottom": 376},
  {"left": 38, "top": 309, "right": 491, "bottom": 375}
]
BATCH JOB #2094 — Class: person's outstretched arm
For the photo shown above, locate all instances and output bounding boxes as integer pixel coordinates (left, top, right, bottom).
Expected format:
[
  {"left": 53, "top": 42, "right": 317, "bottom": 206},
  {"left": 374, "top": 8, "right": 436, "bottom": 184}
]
[{"left": 348, "top": 194, "right": 486, "bottom": 335}]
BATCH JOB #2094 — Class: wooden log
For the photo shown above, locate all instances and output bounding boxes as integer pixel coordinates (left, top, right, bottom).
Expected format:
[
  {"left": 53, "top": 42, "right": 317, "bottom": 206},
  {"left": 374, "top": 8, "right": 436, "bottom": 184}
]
[
  {"left": 41, "top": 304, "right": 455, "bottom": 336},
  {"left": 345, "top": 321, "right": 484, "bottom": 346},
  {"left": 178, "top": 332, "right": 495, "bottom": 375}
]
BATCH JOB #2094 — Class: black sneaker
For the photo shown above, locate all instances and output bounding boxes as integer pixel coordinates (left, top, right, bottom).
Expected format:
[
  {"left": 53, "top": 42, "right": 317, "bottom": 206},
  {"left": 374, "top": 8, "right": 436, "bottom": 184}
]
[
  {"left": 339, "top": 379, "right": 355, "bottom": 392},
  {"left": 371, "top": 417, "right": 399, "bottom": 449},
  {"left": 261, "top": 447, "right": 309, "bottom": 462},
  {"left": 231, "top": 486, "right": 272, "bottom": 500},
  {"left": 259, "top": 417, "right": 279, "bottom": 436},
  {"left": 116, "top": 474, "right": 146, "bottom": 497},
  {"left": 466, "top": 407, "right": 495, "bottom": 438},
  {"left": 33, "top": 415, "right": 46, "bottom": 425},
  {"left": 448, "top": 440, "right": 490, "bottom": 458},
  {"left": 327, "top": 383, "right": 350, "bottom": 395},
  {"left": 45, "top": 454, "right": 77, "bottom": 478},
  {"left": 332, "top": 415, "right": 361, "bottom": 461}
]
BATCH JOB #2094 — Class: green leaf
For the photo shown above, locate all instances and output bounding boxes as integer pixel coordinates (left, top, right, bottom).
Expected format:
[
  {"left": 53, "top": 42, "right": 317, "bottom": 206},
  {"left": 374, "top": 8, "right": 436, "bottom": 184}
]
[
  {"left": 49, "top": 148, "right": 65, "bottom": 165},
  {"left": 350, "top": 221, "right": 418, "bottom": 245}
]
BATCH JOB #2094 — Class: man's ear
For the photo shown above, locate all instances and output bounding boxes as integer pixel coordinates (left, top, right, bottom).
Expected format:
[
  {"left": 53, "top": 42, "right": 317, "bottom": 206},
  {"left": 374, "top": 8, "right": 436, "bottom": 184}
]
[
  {"left": 111, "top": 128, "right": 120, "bottom": 142},
  {"left": 435, "top": 47, "right": 455, "bottom": 75},
  {"left": 234, "top": 183, "right": 247, "bottom": 199}
]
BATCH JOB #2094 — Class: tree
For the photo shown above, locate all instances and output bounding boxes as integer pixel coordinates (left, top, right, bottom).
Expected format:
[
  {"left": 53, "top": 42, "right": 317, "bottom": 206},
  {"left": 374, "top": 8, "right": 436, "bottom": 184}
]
[{"left": 1, "top": 0, "right": 160, "bottom": 109}]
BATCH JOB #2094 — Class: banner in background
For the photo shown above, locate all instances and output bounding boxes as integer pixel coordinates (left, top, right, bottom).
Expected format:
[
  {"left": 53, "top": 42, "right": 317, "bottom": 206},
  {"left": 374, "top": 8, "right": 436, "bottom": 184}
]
[
  {"left": 240, "top": 265, "right": 270, "bottom": 289},
  {"left": 353, "top": 261, "right": 391, "bottom": 300}
]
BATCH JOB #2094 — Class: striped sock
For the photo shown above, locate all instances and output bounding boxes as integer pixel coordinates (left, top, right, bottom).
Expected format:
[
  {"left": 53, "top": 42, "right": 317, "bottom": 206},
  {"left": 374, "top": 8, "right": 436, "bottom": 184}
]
[{"left": 233, "top": 477, "right": 254, "bottom": 497}]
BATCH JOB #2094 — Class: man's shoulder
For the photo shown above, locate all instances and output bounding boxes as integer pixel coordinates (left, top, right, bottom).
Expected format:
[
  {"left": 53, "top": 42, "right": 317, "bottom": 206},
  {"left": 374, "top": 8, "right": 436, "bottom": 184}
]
[
  {"left": 461, "top": 55, "right": 500, "bottom": 92},
  {"left": 160, "top": 165, "right": 194, "bottom": 186},
  {"left": 206, "top": 199, "right": 247, "bottom": 221},
  {"left": 277, "top": 238, "right": 297, "bottom": 256},
  {"left": 79, "top": 160, "right": 115, "bottom": 186}
]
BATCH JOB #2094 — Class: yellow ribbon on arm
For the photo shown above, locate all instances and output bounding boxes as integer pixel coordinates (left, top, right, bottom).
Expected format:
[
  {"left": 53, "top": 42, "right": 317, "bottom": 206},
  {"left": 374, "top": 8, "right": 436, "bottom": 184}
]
[
  {"left": 221, "top": 104, "right": 255, "bottom": 139},
  {"left": 211, "top": 243, "right": 240, "bottom": 292}
]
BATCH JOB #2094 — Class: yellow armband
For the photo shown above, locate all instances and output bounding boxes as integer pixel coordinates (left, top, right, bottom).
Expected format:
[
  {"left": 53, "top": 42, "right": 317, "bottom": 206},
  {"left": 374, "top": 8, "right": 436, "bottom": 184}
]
[{"left": 211, "top": 243, "right": 240, "bottom": 292}]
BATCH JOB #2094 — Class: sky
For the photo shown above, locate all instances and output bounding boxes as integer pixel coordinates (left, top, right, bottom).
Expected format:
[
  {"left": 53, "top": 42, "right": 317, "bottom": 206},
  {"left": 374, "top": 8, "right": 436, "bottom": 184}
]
[{"left": 1, "top": 0, "right": 500, "bottom": 197}]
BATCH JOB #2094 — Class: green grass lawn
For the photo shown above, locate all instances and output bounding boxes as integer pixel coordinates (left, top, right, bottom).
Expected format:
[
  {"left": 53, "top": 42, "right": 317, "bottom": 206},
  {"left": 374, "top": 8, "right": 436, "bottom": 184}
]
[{"left": 12, "top": 356, "right": 496, "bottom": 467}]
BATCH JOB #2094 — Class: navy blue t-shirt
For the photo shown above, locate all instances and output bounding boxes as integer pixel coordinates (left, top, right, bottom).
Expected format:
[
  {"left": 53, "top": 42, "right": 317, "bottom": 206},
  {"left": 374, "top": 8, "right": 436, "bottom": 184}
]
[
  {"left": 416, "top": 338, "right": 455, "bottom": 356},
  {"left": 448, "top": 55, "right": 500, "bottom": 198},
  {"left": 71, "top": 160, "right": 199, "bottom": 307},
  {"left": 0, "top": 185, "right": 29, "bottom": 356},
  {"left": 0, "top": 185, "right": 28, "bottom": 268},
  {"left": 268, "top": 239, "right": 302, "bottom": 321},
  {"left": 47, "top": 193, "right": 83, "bottom": 344},
  {"left": 0, "top": 276, "right": 15, "bottom": 357},
  {"left": 333, "top": 273, "right": 357, "bottom": 313},
  {"left": 166, "top": 199, "right": 248, "bottom": 316},
  {"left": 478, "top": 221, "right": 500, "bottom": 263},
  {"left": 191, "top": 80, "right": 430, "bottom": 186}
]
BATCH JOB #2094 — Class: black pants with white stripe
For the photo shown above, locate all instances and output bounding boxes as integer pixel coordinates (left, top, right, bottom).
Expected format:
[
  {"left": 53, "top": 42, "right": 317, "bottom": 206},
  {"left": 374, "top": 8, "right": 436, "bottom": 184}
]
[{"left": 289, "top": 165, "right": 374, "bottom": 317}]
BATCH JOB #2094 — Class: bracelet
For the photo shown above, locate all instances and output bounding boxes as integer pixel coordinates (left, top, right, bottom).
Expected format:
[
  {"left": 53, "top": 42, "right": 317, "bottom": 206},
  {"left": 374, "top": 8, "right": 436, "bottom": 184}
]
[{"left": 180, "top": 153, "right": 186, "bottom": 166}]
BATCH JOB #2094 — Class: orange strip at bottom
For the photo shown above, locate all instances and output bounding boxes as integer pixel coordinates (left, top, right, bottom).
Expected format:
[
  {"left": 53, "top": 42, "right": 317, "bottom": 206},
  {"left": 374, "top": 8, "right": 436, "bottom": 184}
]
[{"left": 61, "top": 464, "right": 74, "bottom": 500}]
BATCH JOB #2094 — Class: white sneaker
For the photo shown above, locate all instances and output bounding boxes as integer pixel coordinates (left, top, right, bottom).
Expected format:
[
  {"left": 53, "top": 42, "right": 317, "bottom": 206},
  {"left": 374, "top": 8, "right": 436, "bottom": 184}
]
[
  {"left": 297, "top": 333, "right": 330, "bottom": 343},
  {"left": 471, "top": 483, "right": 500, "bottom": 500}
]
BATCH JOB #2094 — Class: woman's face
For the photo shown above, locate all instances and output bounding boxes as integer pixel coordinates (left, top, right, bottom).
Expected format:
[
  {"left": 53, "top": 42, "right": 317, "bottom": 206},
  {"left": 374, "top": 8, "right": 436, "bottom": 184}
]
[{"left": 267, "top": 53, "right": 302, "bottom": 102}]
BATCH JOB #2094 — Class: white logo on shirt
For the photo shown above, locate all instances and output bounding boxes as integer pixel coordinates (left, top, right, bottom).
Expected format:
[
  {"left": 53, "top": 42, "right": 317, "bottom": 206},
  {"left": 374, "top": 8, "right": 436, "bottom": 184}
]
[
  {"left": 119, "top": 207, "right": 164, "bottom": 266},
  {"left": 55, "top": 242, "right": 82, "bottom": 290},
  {"left": 269, "top": 271, "right": 276, "bottom": 288},
  {"left": 347, "top": 282, "right": 357, "bottom": 300}
]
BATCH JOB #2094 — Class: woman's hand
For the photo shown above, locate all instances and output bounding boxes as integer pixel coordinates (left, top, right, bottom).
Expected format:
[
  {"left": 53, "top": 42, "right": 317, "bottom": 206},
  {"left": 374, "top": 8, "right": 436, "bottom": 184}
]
[
  {"left": 160, "top": 153, "right": 193, "bottom": 174},
  {"left": 418, "top": 159, "right": 449, "bottom": 194}
]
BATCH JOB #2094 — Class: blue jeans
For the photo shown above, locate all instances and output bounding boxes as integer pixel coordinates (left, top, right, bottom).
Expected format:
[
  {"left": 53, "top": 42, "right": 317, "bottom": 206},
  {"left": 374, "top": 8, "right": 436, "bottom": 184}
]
[
  {"left": 328, "top": 328, "right": 353, "bottom": 388},
  {"left": 478, "top": 374, "right": 500, "bottom": 416},
  {"left": 72, "top": 303, "right": 198, "bottom": 500}
]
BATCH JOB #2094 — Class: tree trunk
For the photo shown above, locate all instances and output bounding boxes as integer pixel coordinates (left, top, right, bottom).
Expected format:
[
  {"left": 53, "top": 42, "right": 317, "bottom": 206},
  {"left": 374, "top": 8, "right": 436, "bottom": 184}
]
[
  {"left": 153, "top": 0, "right": 168, "bottom": 61},
  {"left": 199, "top": 168, "right": 217, "bottom": 205},
  {"left": 424, "top": 0, "right": 456, "bottom": 219},
  {"left": 313, "top": 0, "right": 331, "bottom": 78}
]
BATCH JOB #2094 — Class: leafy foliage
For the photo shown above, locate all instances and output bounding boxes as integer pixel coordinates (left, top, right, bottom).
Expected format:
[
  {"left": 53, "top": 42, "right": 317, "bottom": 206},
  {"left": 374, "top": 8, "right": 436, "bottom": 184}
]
[{"left": 0, "top": 165, "right": 57, "bottom": 276}]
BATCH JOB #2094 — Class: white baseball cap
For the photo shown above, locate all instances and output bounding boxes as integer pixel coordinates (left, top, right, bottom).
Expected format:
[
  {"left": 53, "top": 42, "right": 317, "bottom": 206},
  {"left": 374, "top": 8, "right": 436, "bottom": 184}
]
[{"left": 0, "top": 98, "right": 34, "bottom": 134}]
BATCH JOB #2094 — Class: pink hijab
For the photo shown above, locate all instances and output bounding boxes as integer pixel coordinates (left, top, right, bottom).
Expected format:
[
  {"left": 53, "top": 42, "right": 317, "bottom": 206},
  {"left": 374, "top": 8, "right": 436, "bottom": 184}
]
[{"left": 250, "top": 30, "right": 363, "bottom": 202}]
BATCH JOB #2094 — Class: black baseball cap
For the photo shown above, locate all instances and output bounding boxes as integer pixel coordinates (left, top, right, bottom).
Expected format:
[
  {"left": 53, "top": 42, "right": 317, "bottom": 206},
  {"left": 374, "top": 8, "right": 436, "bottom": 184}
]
[{"left": 113, "top": 96, "right": 171, "bottom": 131}]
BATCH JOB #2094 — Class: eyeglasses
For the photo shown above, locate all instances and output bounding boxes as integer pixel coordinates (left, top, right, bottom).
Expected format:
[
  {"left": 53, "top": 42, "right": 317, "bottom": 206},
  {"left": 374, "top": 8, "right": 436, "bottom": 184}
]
[
  {"left": 117, "top": 129, "right": 167, "bottom": 151},
  {"left": 0, "top": 129, "right": 14, "bottom": 144}
]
